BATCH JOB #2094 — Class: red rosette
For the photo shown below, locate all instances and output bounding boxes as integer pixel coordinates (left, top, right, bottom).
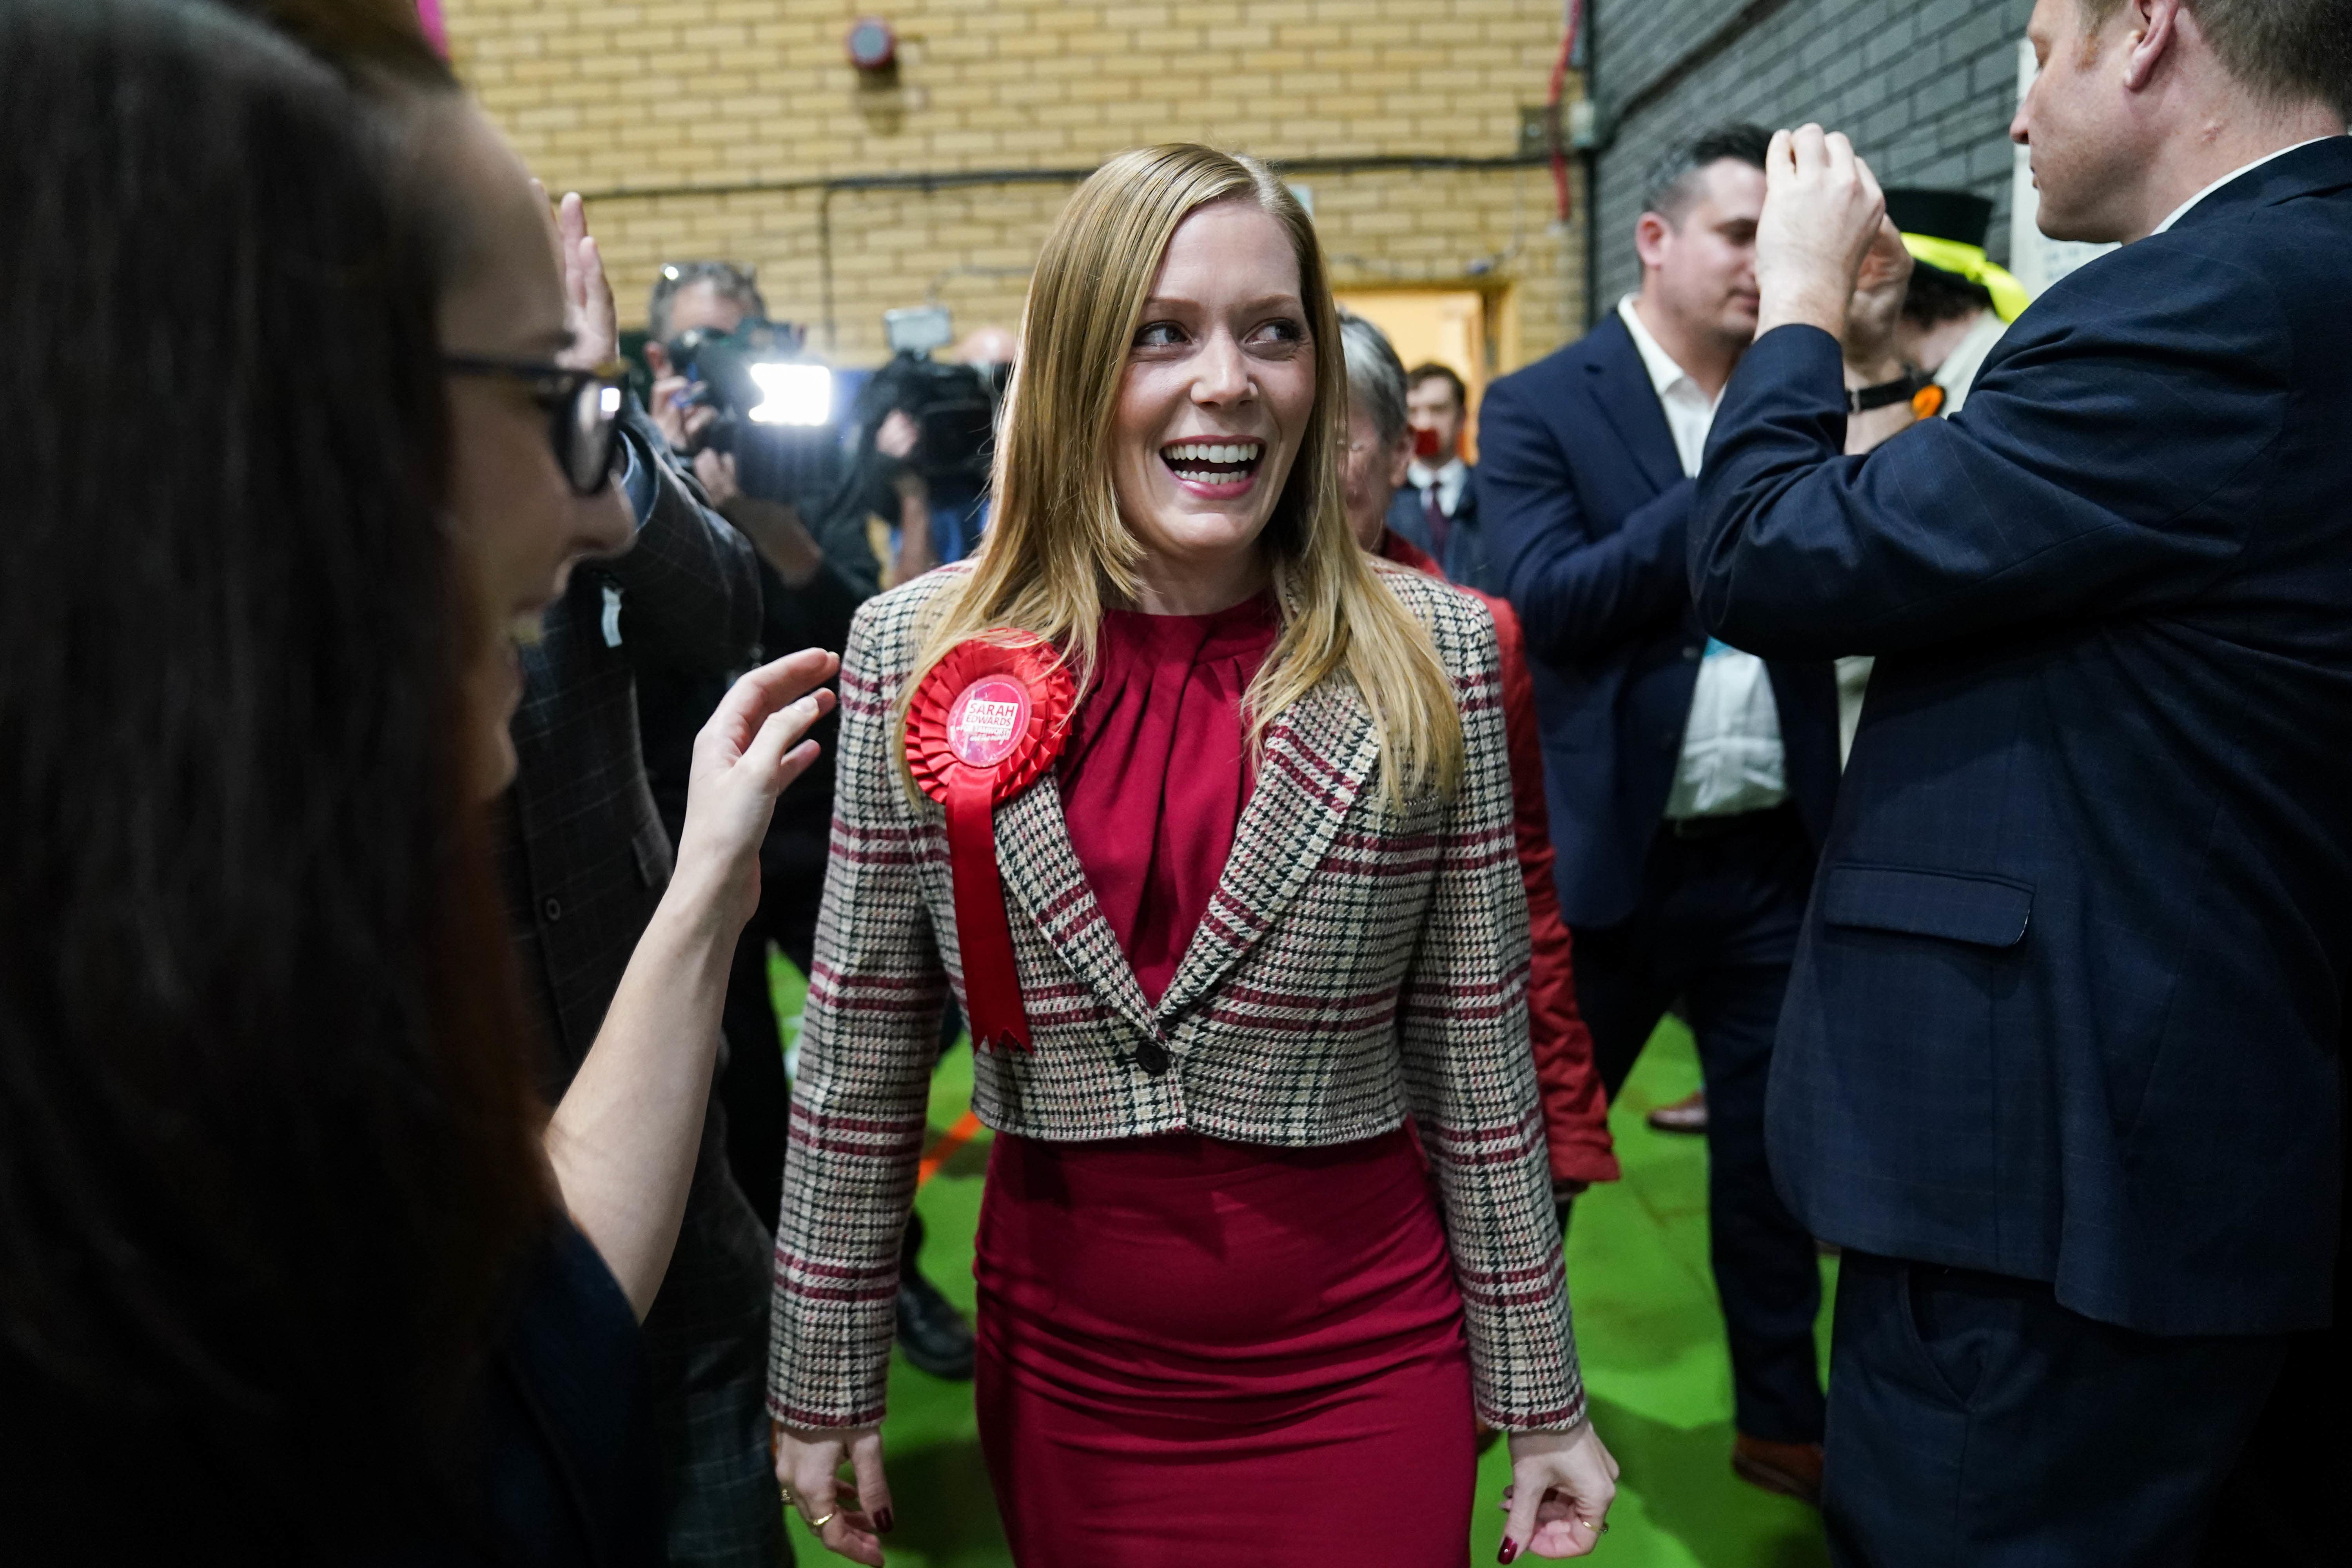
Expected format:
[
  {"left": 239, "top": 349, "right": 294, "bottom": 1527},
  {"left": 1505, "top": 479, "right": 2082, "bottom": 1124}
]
[{"left": 905, "top": 635, "right": 1075, "bottom": 1052}]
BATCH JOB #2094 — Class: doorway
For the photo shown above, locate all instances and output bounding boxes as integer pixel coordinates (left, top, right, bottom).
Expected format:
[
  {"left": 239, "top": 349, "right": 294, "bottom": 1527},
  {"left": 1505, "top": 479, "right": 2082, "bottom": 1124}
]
[{"left": 1332, "top": 286, "right": 1511, "bottom": 461}]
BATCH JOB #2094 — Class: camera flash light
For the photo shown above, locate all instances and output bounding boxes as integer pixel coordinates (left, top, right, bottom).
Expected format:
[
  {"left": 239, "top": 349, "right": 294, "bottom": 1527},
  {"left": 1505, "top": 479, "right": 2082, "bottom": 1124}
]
[{"left": 747, "top": 362, "right": 833, "bottom": 428}]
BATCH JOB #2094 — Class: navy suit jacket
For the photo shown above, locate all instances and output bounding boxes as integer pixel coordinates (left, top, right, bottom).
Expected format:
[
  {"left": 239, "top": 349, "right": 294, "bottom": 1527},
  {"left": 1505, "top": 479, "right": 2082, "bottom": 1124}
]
[
  {"left": 1691, "top": 138, "right": 2352, "bottom": 1336},
  {"left": 1388, "top": 463, "right": 1499, "bottom": 593},
  {"left": 1481, "top": 312, "right": 1840, "bottom": 928}
]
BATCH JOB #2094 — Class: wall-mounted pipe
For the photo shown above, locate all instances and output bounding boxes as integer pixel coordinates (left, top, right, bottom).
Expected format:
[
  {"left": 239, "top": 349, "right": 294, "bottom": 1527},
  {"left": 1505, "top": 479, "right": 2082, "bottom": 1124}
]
[{"left": 577, "top": 153, "right": 1556, "bottom": 350}]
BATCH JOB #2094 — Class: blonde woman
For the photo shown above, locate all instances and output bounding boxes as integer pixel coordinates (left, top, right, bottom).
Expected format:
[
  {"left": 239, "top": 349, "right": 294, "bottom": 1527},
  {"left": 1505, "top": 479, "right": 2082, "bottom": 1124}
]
[{"left": 769, "top": 145, "right": 1616, "bottom": 1567}]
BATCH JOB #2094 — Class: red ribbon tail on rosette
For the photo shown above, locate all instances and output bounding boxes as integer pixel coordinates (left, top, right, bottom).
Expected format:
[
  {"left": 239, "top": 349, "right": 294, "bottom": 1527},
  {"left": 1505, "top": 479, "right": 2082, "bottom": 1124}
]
[
  {"left": 943, "top": 766, "right": 1029, "bottom": 1051},
  {"left": 906, "top": 634, "right": 1076, "bottom": 1054}
]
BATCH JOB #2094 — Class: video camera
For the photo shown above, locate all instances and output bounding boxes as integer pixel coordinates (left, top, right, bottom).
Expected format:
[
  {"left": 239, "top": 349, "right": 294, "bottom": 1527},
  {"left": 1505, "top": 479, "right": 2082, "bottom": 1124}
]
[
  {"left": 664, "top": 319, "right": 829, "bottom": 452},
  {"left": 862, "top": 305, "right": 1000, "bottom": 487},
  {"left": 661, "top": 318, "right": 844, "bottom": 506}
]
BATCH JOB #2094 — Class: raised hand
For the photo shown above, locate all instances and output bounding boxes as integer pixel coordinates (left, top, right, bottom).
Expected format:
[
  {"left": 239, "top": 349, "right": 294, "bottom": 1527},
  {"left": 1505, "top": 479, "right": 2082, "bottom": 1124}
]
[
  {"left": 534, "top": 180, "right": 619, "bottom": 371},
  {"left": 1755, "top": 124, "right": 1891, "bottom": 343},
  {"left": 1844, "top": 214, "right": 1915, "bottom": 379}
]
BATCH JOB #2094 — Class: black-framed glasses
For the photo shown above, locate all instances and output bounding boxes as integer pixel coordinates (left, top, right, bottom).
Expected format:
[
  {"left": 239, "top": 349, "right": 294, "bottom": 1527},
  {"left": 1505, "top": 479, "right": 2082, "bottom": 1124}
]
[{"left": 443, "top": 355, "right": 627, "bottom": 496}]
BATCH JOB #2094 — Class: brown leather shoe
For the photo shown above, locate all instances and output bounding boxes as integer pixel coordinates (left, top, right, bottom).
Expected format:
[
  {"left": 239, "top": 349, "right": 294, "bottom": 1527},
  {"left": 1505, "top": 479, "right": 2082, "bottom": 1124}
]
[
  {"left": 1646, "top": 1088, "right": 1708, "bottom": 1135},
  {"left": 1732, "top": 1434, "right": 1823, "bottom": 1507}
]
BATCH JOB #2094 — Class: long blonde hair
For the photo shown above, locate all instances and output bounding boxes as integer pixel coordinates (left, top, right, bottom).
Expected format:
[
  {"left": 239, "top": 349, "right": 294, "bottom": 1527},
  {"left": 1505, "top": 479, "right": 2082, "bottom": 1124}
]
[{"left": 900, "top": 143, "right": 1463, "bottom": 802}]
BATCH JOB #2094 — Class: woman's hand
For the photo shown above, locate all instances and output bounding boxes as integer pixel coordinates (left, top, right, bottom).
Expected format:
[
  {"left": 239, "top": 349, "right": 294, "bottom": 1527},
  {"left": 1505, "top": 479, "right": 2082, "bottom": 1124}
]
[
  {"left": 536, "top": 184, "right": 618, "bottom": 373},
  {"left": 543, "top": 648, "right": 838, "bottom": 1315},
  {"left": 1499, "top": 1419, "right": 1619, "bottom": 1560},
  {"left": 671, "top": 649, "right": 838, "bottom": 932},
  {"left": 774, "top": 1422, "right": 893, "bottom": 1566}
]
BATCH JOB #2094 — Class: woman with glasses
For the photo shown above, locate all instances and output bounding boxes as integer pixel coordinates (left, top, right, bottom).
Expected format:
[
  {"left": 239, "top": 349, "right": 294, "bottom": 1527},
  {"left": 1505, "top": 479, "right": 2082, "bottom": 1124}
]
[{"left": 0, "top": 0, "right": 828, "bottom": 1557}]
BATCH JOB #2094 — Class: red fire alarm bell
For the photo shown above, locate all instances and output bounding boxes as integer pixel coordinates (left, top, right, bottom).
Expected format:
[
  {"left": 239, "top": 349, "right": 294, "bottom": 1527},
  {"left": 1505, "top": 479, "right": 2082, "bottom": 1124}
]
[{"left": 846, "top": 17, "right": 897, "bottom": 73}]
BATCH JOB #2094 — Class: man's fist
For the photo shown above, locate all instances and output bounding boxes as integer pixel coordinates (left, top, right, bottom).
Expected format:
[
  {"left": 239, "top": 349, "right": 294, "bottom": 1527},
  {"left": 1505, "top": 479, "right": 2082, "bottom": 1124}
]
[
  {"left": 1843, "top": 217, "right": 1915, "bottom": 379},
  {"left": 1755, "top": 125, "right": 1890, "bottom": 343},
  {"left": 650, "top": 374, "right": 693, "bottom": 451},
  {"left": 693, "top": 447, "right": 741, "bottom": 509}
]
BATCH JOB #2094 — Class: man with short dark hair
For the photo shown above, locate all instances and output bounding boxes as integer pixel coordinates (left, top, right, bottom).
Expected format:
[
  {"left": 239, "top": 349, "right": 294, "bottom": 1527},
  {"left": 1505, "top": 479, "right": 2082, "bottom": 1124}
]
[
  {"left": 1690, "top": 1, "right": 2350, "bottom": 1560},
  {"left": 646, "top": 261, "right": 766, "bottom": 368},
  {"left": 1386, "top": 361, "right": 1492, "bottom": 589},
  {"left": 1481, "top": 121, "right": 1906, "bottom": 1505}
]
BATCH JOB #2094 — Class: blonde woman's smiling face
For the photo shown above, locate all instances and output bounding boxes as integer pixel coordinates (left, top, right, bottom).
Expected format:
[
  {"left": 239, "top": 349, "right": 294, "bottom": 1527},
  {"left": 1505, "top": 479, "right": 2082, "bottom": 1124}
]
[{"left": 1109, "top": 198, "right": 1315, "bottom": 612}]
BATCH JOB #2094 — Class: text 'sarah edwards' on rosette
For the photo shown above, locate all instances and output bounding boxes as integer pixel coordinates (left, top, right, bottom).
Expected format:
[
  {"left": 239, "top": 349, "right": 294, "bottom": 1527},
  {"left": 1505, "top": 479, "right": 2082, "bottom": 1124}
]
[{"left": 906, "top": 635, "right": 1075, "bottom": 1051}]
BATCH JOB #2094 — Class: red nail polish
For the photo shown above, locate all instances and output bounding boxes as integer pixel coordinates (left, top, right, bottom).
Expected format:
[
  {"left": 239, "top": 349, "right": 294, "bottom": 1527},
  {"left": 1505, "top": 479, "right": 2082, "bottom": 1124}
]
[
  {"left": 876, "top": 1508, "right": 895, "bottom": 1534},
  {"left": 1498, "top": 1539, "right": 1519, "bottom": 1565}
]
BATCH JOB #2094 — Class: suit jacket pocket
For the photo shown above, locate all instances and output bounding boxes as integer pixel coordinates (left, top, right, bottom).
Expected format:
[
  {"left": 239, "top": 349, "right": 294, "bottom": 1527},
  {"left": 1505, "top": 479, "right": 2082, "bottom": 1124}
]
[{"left": 1820, "top": 864, "right": 2033, "bottom": 948}]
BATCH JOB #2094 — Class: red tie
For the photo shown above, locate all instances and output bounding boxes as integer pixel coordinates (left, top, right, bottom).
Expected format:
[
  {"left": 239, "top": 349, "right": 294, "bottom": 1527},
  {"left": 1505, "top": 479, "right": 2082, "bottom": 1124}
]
[{"left": 1423, "top": 481, "right": 1449, "bottom": 561}]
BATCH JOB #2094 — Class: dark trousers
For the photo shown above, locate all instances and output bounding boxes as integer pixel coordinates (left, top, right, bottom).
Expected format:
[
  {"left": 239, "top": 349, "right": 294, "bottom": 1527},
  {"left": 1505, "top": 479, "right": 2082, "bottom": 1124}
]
[
  {"left": 2194, "top": 1323, "right": 2349, "bottom": 1567},
  {"left": 2193, "top": 1134, "right": 2349, "bottom": 1568},
  {"left": 1826, "top": 1252, "right": 2289, "bottom": 1567},
  {"left": 1572, "top": 804, "right": 1825, "bottom": 1443}
]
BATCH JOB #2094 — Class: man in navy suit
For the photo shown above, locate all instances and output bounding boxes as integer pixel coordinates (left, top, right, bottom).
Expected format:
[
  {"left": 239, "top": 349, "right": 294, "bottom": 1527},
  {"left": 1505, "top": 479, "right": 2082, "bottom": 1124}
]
[
  {"left": 1384, "top": 363, "right": 1493, "bottom": 590},
  {"left": 1688, "top": 1, "right": 2352, "bottom": 1561},
  {"left": 1481, "top": 123, "right": 1902, "bottom": 1503}
]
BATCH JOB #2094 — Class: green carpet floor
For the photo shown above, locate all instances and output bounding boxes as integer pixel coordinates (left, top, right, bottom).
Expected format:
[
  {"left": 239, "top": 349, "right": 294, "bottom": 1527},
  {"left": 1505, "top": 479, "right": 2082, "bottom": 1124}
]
[{"left": 769, "top": 958, "right": 1833, "bottom": 1565}]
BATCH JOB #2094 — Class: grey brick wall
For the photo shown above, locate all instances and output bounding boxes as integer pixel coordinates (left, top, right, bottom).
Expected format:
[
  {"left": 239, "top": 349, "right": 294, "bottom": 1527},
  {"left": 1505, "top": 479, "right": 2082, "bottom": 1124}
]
[{"left": 1583, "top": 0, "right": 2034, "bottom": 319}]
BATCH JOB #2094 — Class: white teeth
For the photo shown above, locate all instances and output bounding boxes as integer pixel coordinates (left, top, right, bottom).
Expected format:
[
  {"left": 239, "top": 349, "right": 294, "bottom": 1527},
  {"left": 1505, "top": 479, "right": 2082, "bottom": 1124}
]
[{"left": 1165, "top": 440, "right": 1262, "bottom": 465}]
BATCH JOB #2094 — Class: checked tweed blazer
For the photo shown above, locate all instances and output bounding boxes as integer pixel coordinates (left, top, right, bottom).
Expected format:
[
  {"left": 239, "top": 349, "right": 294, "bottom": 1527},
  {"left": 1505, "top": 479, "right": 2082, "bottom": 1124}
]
[{"left": 767, "top": 563, "right": 1586, "bottom": 1432}]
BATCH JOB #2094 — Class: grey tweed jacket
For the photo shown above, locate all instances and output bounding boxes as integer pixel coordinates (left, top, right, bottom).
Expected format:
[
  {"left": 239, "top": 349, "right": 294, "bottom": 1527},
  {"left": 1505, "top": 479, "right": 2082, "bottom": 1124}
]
[{"left": 766, "top": 562, "right": 1585, "bottom": 1432}]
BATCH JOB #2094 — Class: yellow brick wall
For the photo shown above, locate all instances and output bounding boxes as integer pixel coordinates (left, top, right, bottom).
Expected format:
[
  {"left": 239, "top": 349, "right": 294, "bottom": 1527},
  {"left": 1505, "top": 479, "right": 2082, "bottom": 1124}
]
[{"left": 443, "top": 0, "right": 1587, "bottom": 368}]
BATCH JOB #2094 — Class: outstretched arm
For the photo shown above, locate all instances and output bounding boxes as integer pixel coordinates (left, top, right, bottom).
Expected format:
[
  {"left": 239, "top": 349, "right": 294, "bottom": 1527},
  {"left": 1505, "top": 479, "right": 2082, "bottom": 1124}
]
[{"left": 548, "top": 650, "right": 838, "bottom": 1316}]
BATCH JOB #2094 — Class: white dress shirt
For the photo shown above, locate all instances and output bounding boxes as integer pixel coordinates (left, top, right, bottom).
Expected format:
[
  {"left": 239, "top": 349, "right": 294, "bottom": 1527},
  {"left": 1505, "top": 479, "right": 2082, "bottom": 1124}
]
[
  {"left": 1618, "top": 295, "right": 1789, "bottom": 820},
  {"left": 1933, "top": 310, "right": 2009, "bottom": 413},
  {"left": 2152, "top": 137, "right": 2337, "bottom": 235},
  {"left": 1407, "top": 455, "right": 1469, "bottom": 517}
]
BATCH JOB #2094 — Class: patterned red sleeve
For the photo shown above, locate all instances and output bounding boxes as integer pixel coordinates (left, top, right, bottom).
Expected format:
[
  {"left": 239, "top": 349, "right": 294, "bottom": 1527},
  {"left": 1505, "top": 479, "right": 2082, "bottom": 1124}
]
[
  {"left": 1394, "top": 586, "right": 1588, "bottom": 1431},
  {"left": 766, "top": 588, "right": 949, "bottom": 1429}
]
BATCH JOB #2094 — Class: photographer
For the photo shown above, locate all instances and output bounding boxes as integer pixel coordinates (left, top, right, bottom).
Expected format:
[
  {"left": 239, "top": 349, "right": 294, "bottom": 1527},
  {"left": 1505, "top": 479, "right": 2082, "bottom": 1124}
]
[
  {"left": 643, "top": 262, "right": 871, "bottom": 622},
  {"left": 633, "top": 269, "right": 979, "bottom": 1385},
  {"left": 820, "top": 319, "right": 1012, "bottom": 584}
]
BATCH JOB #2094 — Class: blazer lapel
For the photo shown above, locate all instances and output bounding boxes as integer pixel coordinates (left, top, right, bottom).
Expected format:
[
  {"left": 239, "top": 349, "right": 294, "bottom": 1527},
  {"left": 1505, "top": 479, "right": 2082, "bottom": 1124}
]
[
  {"left": 1584, "top": 315, "right": 1686, "bottom": 496},
  {"left": 992, "top": 778, "right": 1158, "bottom": 1038},
  {"left": 1153, "top": 674, "right": 1382, "bottom": 1021}
]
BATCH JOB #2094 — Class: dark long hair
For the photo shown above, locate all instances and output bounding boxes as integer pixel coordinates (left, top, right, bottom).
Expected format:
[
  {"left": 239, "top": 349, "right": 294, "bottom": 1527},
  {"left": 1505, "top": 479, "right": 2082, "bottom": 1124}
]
[{"left": 0, "top": 0, "right": 548, "bottom": 1544}]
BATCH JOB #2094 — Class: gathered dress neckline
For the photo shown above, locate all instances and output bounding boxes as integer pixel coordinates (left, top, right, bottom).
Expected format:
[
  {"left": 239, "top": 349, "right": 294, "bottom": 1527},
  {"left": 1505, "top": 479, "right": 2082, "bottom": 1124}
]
[{"left": 1055, "top": 593, "right": 1279, "bottom": 1007}]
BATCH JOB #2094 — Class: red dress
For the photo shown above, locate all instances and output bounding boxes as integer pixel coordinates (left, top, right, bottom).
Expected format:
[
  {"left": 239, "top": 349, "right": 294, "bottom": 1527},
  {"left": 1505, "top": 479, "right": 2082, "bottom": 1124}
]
[{"left": 974, "top": 596, "right": 1477, "bottom": 1567}]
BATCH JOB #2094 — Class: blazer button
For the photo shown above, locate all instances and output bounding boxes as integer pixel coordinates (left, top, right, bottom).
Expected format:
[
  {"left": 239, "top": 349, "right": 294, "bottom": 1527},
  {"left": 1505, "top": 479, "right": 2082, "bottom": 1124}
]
[
  {"left": 1683, "top": 644, "right": 1702, "bottom": 661},
  {"left": 541, "top": 897, "right": 563, "bottom": 923},
  {"left": 1133, "top": 1040, "right": 1169, "bottom": 1076}
]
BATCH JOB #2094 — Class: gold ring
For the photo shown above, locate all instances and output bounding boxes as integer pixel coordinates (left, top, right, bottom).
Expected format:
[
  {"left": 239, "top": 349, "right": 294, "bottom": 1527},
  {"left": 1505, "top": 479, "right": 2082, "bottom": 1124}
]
[{"left": 808, "top": 1510, "right": 838, "bottom": 1530}]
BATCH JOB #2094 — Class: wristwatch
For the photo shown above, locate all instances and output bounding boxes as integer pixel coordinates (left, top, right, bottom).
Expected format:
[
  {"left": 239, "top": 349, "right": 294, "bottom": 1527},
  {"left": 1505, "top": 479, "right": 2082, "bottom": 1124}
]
[{"left": 1848, "top": 369, "right": 1945, "bottom": 419}]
